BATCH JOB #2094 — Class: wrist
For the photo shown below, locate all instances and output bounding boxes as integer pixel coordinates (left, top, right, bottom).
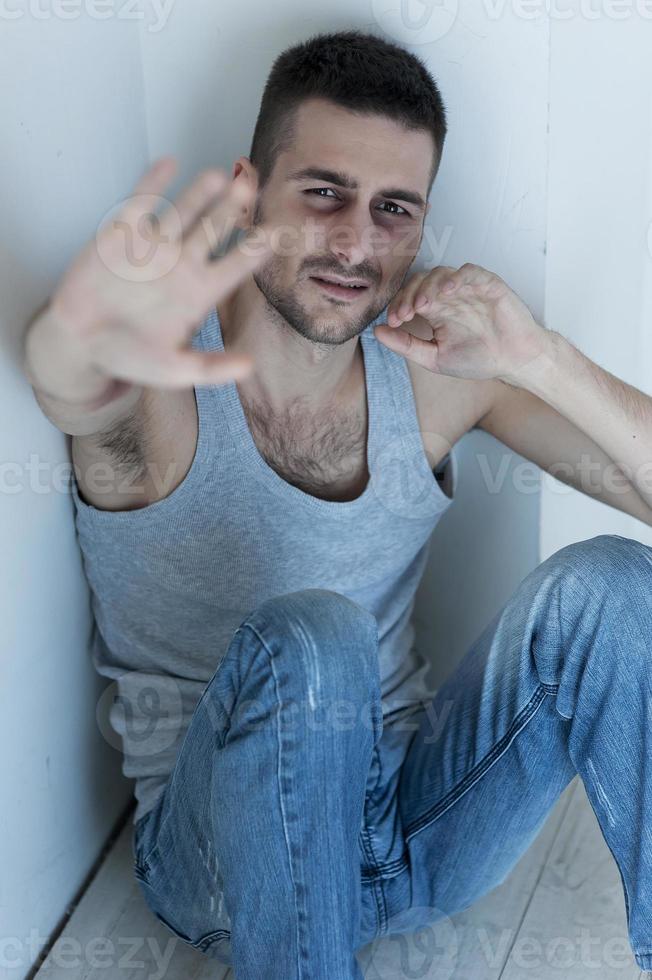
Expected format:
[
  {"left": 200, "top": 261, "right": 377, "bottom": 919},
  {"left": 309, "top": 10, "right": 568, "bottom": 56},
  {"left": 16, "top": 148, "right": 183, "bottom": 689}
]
[
  {"left": 499, "top": 327, "right": 565, "bottom": 394},
  {"left": 23, "top": 306, "right": 114, "bottom": 406}
]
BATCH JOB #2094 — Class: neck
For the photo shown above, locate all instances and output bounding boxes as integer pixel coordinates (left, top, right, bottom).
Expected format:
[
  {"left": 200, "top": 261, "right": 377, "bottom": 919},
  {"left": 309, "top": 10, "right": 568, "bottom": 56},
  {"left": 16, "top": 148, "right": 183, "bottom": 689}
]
[{"left": 216, "top": 279, "right": 364, "bottom": 414}]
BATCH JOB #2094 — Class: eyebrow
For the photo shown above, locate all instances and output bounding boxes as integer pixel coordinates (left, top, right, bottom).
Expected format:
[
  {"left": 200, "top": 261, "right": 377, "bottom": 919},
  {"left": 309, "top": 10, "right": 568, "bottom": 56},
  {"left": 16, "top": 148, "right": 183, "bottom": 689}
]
[{"left": 286, "top": 166, "right": 427, "bottom": 211}]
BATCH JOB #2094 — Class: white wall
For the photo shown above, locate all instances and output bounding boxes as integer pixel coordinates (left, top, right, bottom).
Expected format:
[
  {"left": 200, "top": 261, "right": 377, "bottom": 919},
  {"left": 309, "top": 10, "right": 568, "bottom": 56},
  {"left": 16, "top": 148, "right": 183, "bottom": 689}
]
[
  {"left": 0, "top": 14, "right": 147, "bottom": 979},
  {"left": 541, "top": 6, "right": 652, "bottom": 557}
]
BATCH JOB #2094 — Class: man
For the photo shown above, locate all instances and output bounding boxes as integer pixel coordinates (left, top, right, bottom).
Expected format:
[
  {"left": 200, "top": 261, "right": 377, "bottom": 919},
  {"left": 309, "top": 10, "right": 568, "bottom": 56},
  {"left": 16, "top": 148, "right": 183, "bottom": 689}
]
[{"left": 22, "top": 28, "right": 652, "bottom": 980}]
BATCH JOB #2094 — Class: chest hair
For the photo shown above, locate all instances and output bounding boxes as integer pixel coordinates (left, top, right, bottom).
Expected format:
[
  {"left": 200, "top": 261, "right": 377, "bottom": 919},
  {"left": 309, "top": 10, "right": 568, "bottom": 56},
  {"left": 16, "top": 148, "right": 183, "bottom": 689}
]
[{"left": 241, "top": 392, "right": 369, "bottom": 501}]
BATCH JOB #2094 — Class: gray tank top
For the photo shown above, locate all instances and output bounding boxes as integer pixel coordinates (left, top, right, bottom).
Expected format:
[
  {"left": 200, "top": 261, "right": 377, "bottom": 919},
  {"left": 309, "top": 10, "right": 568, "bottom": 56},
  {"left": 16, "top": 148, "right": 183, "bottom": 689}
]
[{"left": 70, "top": 304, "right": 458, "bottom": 825}]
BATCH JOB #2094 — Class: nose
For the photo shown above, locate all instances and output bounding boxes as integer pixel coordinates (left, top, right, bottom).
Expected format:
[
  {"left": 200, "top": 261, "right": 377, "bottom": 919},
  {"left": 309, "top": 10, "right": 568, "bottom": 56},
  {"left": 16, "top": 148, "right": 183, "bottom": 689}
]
[{"left": 326, "top": 201, "right": 378, "bottom": 270}]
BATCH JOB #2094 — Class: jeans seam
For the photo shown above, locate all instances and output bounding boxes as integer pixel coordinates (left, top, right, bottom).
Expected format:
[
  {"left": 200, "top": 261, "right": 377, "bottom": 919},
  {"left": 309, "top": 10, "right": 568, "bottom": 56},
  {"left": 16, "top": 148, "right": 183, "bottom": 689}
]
[
  {"left": 133, "top": 808, "right": 160, "bottom": 876},
  {"left": 361, "top": 856, "right": 408, "bottom": 881},
  {"left": 134, "top": 795, "right": 170, "bottom": 875},
  {"left": 194, "top": 929, "right": 231, "bottom": 951},
  {"left": 363, "top": 742, "right": 384, "bottom": 813},
  {"left": 360, "top": 745, "right": 385, "bottom": 875},
  {"left": 254, "top": 625, "right": 303, "bottom": 977},
  {"left": 404, "top": 684, "right": 551, "bottom": 842}
]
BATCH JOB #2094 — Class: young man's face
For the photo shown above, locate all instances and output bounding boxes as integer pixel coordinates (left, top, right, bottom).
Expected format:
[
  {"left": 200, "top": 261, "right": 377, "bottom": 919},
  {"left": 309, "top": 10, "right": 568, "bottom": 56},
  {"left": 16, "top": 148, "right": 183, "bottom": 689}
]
[{"left": 248, "top": 96, "right": 436, "bottom": 345}]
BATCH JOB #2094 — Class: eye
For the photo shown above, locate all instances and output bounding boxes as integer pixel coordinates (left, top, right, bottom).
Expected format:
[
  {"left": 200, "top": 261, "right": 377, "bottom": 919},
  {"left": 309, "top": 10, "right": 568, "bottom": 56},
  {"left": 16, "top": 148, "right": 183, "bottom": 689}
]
[
  {"left": 305, "top": 187, "right": 340, "bottom": 199},
  {"left": 378, "top": 201, "right": 410, "bottom": 217}
]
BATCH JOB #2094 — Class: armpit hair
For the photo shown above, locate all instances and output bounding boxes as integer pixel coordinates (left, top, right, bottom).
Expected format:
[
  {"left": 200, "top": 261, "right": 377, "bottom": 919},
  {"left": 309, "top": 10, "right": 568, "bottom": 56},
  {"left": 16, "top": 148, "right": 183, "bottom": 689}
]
[{"left": 97, "top": 407, "right": 149, "bottom": 485}]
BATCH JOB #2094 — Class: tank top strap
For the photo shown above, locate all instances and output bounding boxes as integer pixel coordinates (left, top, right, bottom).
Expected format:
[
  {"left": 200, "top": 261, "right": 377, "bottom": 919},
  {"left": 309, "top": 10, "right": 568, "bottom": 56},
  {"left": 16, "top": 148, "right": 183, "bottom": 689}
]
[
  {"left": 362, "top": 308, "right": 457, "bottom": 516},
  {"left": 360, "top": 309, "right": 422, "bottom": 450},
  {"left": 191, "top": 308, "right": 220, "bottom": 353}
]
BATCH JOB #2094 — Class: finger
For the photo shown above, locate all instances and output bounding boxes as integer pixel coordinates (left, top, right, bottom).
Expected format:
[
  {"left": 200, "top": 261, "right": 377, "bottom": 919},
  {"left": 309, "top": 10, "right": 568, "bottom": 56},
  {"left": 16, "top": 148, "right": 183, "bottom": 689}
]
[
  {"left": 200, "top": 221, "right": 275, "bottom": 302},
  {"left": 92, "top": 335, "right": 254, "bottom": 389},
  {"left": 158, "top": 168, "right": 231, "bottom": 241},
  {"left": 182, "top": 180, "right": 254, "bottom": 264},
  {"left": 389, "top": 266, "right": 459, "bottom": 326},
  {"left": 433, "top": 262, "right": 493, "bottom": 296},
  {"left": 373, "top": 324, "right": 439, "bottom": 371},
  {"left": 387, "top": 272, "right": 429, "bottom": 327},
  {"left": 171, "top": 349, "right": 255, "bottom": 386},
  {"left": 118, "top": 156, "right": 178, "bottom": 227},
  {"left": 132, "top": 155, "right": 178, "bottom": 196},
  {"left": 412, "top": 265, "right": 459, "bottom": 311}
]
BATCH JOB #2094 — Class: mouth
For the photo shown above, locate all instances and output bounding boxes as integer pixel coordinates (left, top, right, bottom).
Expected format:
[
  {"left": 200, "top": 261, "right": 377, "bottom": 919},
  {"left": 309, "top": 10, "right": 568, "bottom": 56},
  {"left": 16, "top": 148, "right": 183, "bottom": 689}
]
[{"left": 308, "top": 275, "right": 371, "bottom": 300}]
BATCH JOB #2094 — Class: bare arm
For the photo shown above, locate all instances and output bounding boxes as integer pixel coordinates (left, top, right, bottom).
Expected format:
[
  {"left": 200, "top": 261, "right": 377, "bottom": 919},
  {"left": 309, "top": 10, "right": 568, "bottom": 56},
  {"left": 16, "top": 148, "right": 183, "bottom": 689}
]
[
  {"left": 492, "top": 330, "right": 652, "bottom": 522},
  {"left": 476, "top": 376, "right": 652, "bottom": 526},
  {"left": 22, "top": 299, "right": 144, "bottom": 436}
]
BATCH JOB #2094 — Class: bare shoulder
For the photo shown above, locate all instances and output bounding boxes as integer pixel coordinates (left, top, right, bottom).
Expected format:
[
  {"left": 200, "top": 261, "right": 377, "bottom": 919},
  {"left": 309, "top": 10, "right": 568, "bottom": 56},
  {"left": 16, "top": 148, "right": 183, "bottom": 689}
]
[
  {"left": 407, "top": 358, "right": 496, "bottom": 465},
  {"left": 71, "top": 386, "right": 198, "bottom": 512}
]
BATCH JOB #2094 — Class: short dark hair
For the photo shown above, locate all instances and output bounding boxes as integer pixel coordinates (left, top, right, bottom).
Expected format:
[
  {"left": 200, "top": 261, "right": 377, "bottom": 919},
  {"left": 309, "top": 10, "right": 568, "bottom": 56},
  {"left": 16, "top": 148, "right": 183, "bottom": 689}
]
[{"left": 249, "top": 29, "right": 447, "bottom": 196}]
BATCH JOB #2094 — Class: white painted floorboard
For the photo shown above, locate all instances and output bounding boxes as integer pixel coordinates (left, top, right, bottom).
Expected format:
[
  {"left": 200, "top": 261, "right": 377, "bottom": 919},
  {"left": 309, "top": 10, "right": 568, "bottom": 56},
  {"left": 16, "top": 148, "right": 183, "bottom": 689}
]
[{"left": 36, "top": 777, "right": 646, "bottom": 979}]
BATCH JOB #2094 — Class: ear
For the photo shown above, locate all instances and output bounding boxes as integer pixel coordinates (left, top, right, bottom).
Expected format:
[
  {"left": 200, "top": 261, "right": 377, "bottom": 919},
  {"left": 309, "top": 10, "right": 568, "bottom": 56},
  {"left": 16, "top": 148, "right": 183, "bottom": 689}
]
[{"left": 231, "top": 156, "right": 259, "bottom": 229}]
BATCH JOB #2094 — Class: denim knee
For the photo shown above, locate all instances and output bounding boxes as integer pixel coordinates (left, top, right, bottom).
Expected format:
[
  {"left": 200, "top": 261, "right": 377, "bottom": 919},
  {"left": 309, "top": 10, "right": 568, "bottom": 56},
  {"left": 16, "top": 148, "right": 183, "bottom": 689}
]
[
  {"left": 541, "top": 533, "right": 652, "bottom": 598},
  {"left": 237, "top": 588, "right": 382, "bottom": 718}
]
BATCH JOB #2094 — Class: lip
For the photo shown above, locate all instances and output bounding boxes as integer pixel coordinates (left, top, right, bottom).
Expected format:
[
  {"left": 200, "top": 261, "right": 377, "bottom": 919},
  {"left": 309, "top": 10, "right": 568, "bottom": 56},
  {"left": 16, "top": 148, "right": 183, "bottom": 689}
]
[{"left": 309, "top": 276, "right": 370, "bottom": 300}]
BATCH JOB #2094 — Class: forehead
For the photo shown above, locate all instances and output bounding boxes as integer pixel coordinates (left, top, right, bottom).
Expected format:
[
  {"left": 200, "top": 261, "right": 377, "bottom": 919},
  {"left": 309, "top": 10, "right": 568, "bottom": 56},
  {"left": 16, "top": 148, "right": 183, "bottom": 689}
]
[{"left": 279, "top": 96, "right": 435, "bottom": 196}]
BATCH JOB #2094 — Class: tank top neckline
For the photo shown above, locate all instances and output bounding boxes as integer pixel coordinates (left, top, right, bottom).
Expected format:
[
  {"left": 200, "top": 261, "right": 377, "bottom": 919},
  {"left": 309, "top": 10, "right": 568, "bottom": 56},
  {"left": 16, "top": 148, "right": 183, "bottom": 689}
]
[{"left": 203, "top": 305, "right": 385, "bottom": 518}]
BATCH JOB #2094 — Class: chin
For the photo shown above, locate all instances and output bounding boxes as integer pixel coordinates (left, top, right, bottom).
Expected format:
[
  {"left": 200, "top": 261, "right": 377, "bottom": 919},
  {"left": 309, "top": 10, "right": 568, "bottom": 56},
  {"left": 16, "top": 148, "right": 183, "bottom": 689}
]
[
  {"left": 297, "top": 306, "right": 374, "bottom": 345},
  {"left": 255, "top": 270, "right": 378, "bottom": 345},
  {"left": 299, "top": 290, "right": 377, "bottom": 343}
]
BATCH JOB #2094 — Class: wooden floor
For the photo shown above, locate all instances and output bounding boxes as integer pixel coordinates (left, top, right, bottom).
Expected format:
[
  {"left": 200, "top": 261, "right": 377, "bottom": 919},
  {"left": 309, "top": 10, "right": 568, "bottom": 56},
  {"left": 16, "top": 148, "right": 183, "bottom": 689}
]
[{"left": 36, "top": 776, "right": 648, "bottom": 979}]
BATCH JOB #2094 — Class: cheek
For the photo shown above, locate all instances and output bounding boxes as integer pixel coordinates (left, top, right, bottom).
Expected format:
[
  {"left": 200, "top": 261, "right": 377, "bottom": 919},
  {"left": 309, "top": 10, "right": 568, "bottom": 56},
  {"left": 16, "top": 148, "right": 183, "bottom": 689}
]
[
  {"left": 382, "top": 263, "right": 415, "bottom": 300},
  {"left": 368, "top": 226, "right": 420, "bottom": 272},
  {"left": 262, "top": 227, "right": 307, "bottom": 272},
  {"left": 386, "top": 223, "right": 421, "bottom": 256}
]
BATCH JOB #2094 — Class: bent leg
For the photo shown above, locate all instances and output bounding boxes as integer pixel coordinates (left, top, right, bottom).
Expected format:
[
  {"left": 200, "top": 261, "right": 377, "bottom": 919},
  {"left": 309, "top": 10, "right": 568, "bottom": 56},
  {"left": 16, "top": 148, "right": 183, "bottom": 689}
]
[
  {"left": 395, "top": 534, "right": 652, "bottom": 972},
  {"left": 133, "top": 588, "right": 383, "bottom": 980}
]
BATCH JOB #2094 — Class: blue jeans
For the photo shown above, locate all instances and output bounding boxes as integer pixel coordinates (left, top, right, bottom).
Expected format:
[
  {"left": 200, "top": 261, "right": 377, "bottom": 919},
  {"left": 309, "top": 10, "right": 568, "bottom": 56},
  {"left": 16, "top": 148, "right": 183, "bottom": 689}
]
[{"left": 132, "top": 533, "right": 652, "bottom": 977}]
